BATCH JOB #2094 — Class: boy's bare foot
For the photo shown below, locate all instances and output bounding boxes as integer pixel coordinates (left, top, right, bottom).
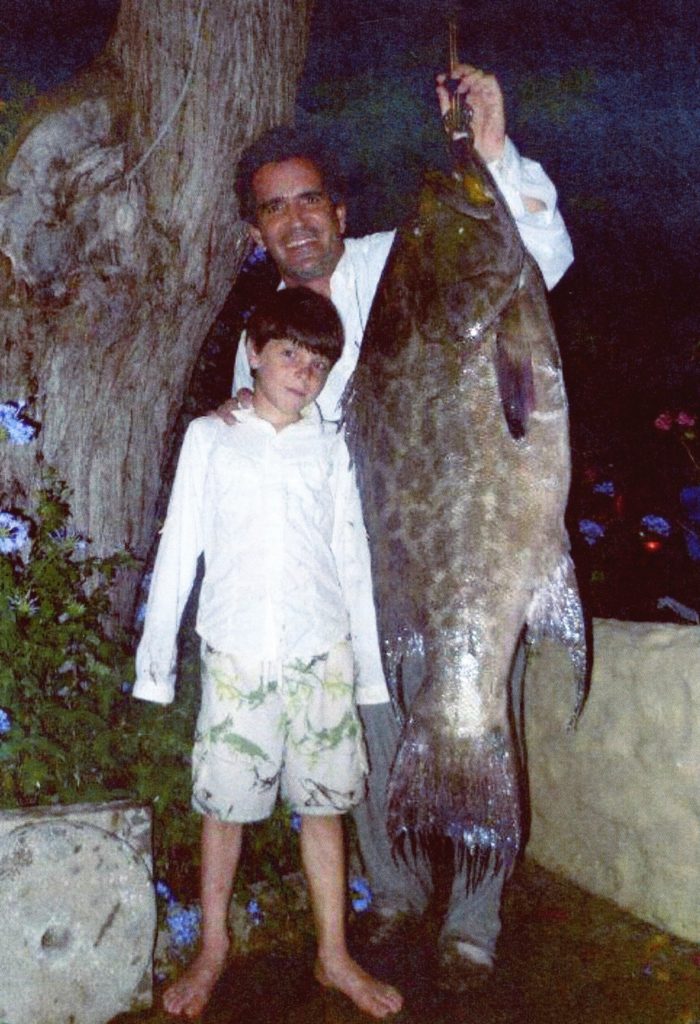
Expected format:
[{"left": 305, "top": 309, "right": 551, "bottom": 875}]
[
  {"left": 163, "top": 940, "right": 229, "bottom": 1019},
  {"left": 315, "top": 953, "right": 403, "bottom": 1019}
]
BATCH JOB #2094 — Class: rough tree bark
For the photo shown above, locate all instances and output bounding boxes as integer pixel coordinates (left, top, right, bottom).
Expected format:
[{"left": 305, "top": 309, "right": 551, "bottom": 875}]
[{"left": 0, "top": 0, "right": 312, "bottom": 619}]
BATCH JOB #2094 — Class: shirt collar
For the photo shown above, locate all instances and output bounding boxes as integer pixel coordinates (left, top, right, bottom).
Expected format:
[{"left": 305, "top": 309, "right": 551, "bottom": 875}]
[{"left": 233, "top": 401, "right": 323, "bottom": 432}]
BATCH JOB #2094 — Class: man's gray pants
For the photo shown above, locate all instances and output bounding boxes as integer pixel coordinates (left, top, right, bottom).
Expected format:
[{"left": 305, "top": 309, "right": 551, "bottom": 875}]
[{"left": 352, "top": 642, "right": 527, "bottom": 959}]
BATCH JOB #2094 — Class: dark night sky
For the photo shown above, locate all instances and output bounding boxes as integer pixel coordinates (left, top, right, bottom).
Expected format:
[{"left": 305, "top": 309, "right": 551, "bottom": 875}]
[
  {"left": 2, "top": 0, "right": 699, "bottom": 468},
  {"left": 297, "top": 0, "right": 699, "bottom": 461}
]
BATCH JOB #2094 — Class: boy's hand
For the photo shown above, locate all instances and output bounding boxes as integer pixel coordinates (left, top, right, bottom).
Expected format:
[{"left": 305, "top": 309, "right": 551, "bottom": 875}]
[{"left": 210, "top": 389, "right": 253, "bottom": 425}]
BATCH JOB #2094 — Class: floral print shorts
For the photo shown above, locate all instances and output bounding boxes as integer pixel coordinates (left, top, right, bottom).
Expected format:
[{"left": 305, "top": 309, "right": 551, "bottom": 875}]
[{"left": 191, "top": 639, "right": 367, "bottom": 822}]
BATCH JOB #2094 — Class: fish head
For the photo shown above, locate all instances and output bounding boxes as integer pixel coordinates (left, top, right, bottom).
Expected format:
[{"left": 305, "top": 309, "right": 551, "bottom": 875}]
[{"left": 393, "top": 171, "right": 523, "bottom": 360}]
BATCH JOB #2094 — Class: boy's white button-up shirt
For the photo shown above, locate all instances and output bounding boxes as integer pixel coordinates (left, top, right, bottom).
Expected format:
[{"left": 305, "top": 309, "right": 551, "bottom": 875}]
[{"left": 134, "top": 407, "right": 388, "bottom": 707}]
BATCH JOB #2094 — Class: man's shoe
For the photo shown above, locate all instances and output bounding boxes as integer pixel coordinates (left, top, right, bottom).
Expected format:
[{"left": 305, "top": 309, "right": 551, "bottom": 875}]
[{"left": 437, "top": 939, "right": 494, "bottom": 993}]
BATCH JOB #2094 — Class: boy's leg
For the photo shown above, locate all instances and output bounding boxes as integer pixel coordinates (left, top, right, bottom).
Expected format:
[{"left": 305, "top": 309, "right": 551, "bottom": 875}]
[
  {"left": 300, "top": 813, "right": 403, "bottom": 1020},
  {"left": 171, "top": 646, "right": 281, "bottom": 1016},
  {"left": 163, "top": 816, "right": 243, "bottom": 1018}
]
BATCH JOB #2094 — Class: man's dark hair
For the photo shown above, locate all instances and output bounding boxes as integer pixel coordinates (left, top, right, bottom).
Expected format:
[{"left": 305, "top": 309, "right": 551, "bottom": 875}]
[
  {"left": 247, "top": 287, "right": 344, "bottom": 366},
  {"left": 235, "top": 126, "right": 346, "bottom": 222}
]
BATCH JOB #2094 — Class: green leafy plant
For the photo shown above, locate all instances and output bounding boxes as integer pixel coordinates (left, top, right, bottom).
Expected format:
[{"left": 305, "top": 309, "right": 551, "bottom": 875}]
[
  {"left": 0, "top": 474, "right": 137, "bottom": 805},
  {"left": 0, "top": 466, "right": 201, "bottom": 889}
]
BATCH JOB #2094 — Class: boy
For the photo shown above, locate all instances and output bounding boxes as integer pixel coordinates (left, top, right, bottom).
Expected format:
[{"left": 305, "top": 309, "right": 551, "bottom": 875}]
[{"left": 134, "top": 287, "right": 402, "bottom": 1020}]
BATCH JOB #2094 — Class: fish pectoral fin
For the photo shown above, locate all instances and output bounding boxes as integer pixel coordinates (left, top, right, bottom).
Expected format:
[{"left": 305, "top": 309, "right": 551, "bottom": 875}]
[{"left": 494, "top": 330, "right": 535, "bottom": 440}]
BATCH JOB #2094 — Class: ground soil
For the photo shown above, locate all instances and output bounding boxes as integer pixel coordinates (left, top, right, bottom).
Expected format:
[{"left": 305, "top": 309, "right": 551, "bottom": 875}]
[{"left": 114, "top": 860, "right": 699, "bottom": 1024}]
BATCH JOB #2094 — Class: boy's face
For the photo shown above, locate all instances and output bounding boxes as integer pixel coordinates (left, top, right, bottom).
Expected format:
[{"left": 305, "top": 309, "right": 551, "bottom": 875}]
[
  {"left": 249, "top": 157, "right": 346, "bottom": 291},
  {"left": 246, "top": 337, "right": 332, "bottom": 430}
]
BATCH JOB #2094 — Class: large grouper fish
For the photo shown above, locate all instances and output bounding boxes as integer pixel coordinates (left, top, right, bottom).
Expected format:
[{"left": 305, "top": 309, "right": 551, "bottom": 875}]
[{"left": 342, "top": 124, "right": 589, "bottom": 889}]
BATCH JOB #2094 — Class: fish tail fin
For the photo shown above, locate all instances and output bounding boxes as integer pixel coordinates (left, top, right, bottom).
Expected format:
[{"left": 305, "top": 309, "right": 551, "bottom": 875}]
[
  {"left": 526, "top": 553, "right": 591, "bottom": 728},
  {"left": 387, "top": 715, "right": 521, "bottom": 891}
]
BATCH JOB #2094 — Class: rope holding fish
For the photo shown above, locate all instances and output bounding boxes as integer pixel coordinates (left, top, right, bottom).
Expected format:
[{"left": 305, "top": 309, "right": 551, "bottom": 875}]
[{"left": 442, "top": 20, "right": 474, "bottom": 143}]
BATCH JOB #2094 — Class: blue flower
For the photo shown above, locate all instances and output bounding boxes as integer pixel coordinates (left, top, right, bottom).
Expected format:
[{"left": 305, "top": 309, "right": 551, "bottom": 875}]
[
  {"left": 246, "top": 898, "right": 263, "bottom": 925},
  {"left": 578, "top": 518, "right": 606, "bottom": 546},
  {"left": 0, "top": 511, "right": 30, "bottom": 554},
  {"left": 244, "top": 245, "right": 268, "bottom": 267},
  {"left": 289, "top": 811, "right": 302, "bottom": 833},
  {"left": 684, "top": 526, "right": 700, "bottom": 562},
  {"left": 0, "top": 401, "right": 37, "bottom": 445},
  {"left": 166, "top": 902, "right": 202, "bottom": 949},
  {"left": 134, "top": 573, "right": 153, "bottom": 627},
  {"left": 593, "top": 480, "right": 615, "bottom": 496},
  {"left": 0, "top": 709, "right": 11, "bottom": 735},
  {"left": 640, "top": 514, "right": 671, "bottom": 537},
  {"left": 349, "top": 876, "right": 372, "bottom": 913},
  {"left": 155, "top": 880, "right": 174, "bottom": 903},
  {"left": 49, "top": 527, "right": 88, "bottom": 555}
]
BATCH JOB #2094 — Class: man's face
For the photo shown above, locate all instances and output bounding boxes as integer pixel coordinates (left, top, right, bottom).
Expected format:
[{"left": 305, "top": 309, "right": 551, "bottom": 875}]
[{"left": 249, "top": 157, "right": 346, "bottom": 290}]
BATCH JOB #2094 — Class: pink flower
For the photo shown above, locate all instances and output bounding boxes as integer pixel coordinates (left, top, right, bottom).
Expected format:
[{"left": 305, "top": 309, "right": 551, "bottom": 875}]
[
  {"left": 654, "top": 412, "right": 673, "bottom": 431},
  {"left": 676, "top": 411, "right": 696, "bottom": 428}
]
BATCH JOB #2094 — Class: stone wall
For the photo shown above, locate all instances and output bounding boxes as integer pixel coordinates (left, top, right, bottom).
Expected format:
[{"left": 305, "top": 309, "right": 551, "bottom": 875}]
[{"left": 525, "top": 619, "right": 700, "bottom": 942}]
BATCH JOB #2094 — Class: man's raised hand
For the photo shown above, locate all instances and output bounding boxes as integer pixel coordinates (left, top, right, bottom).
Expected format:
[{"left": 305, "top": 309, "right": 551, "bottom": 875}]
[{"left": 435, "top": 64, "right": 506, "bottom": 162}]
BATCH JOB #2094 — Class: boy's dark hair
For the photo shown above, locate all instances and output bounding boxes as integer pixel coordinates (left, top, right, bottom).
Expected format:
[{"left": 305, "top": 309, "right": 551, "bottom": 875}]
[
  {"left": 247, "top": 287, "right": 344, "bottom": 366},
  {"left": 235, "top": 125, "right": 346, "bottom": 222}
]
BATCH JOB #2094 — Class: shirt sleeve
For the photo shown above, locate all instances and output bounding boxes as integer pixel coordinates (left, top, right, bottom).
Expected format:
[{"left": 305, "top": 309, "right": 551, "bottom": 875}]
[
  {"left": 487, "top": 136, "right": 574, "bottom": 290},
  {"left": 232, "top": 328, "right": 255, "bottom": 396},
  {"left": 133, "top": 419, "right": 211, "bottom": 704},
  {"left": 330, "top": 434, "right": 391, "bottom": 706}
]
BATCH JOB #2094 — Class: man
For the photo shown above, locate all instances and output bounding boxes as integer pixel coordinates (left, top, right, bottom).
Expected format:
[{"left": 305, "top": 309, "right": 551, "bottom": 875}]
[{"left": 227, "top": 64, "right": 573, "bottom": 988}]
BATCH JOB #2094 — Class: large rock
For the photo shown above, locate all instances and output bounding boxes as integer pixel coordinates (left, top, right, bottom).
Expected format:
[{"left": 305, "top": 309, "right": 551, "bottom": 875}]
[
  {"left": 525, "top": 619, "right": 700, "bottom": 942},
  {"left": 0, "top": 800, "right": 155, "bottom": 1024}
]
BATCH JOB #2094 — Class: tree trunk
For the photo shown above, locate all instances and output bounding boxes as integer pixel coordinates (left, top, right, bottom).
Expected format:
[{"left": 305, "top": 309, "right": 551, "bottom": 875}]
[{"left": 0, "top": 0, "right": 312, "bottom": 619}]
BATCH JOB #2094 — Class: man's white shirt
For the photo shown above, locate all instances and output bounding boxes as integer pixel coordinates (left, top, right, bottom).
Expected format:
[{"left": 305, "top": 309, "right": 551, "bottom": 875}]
[{"left": 233, "top": 137, "right": 574, "bottom": 421}]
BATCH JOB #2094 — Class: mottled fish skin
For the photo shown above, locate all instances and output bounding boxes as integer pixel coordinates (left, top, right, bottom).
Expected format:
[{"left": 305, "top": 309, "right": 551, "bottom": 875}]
[{"left": 343, "top": 139, "right": 589, "bottom": 887}]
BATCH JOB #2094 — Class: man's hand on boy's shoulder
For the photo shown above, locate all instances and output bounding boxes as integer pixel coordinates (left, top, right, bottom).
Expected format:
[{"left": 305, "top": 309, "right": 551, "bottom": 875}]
[{"left": 210, "top": 389, "right": 254, "bottom": 425}]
